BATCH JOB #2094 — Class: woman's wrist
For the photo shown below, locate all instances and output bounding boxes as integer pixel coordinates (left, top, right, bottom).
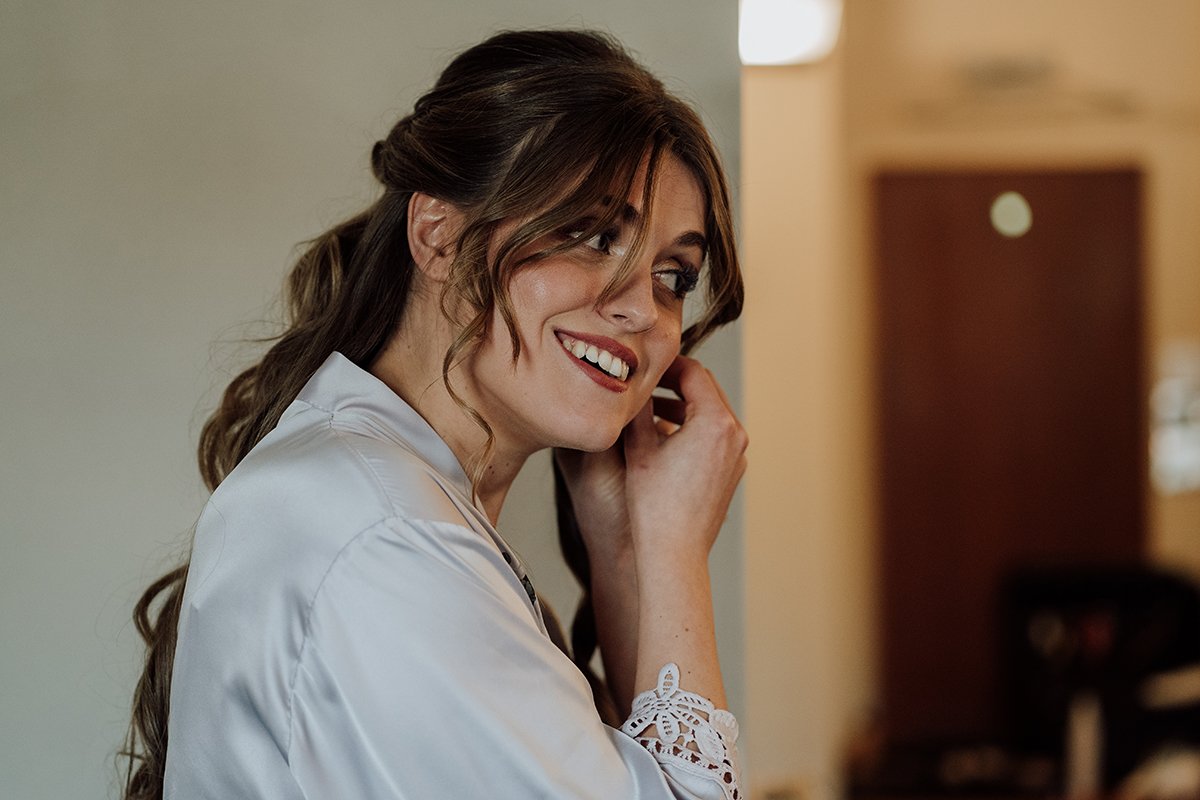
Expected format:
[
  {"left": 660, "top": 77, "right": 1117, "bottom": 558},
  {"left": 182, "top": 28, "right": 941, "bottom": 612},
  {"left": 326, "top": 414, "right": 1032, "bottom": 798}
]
[{"left": 630, "top": 533, "right": 711, "bottom": 577}]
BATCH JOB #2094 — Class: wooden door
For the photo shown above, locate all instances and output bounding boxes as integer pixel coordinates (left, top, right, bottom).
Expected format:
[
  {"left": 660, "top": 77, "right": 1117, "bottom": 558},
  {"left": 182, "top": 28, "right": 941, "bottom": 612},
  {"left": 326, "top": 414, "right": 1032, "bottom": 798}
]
[{"left": 873, "top": 169, "right": 1145, "bottom": 743}]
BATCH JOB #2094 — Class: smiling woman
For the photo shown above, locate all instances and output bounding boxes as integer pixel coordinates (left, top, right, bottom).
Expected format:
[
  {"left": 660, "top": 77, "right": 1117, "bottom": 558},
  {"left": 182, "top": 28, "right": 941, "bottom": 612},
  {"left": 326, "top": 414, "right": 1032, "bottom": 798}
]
[
  {"left": 405, "top": 154, "right": 709, "bottom": 468},
  {"left": 121, "top": 29, "right": 745, "bottom": 800}
]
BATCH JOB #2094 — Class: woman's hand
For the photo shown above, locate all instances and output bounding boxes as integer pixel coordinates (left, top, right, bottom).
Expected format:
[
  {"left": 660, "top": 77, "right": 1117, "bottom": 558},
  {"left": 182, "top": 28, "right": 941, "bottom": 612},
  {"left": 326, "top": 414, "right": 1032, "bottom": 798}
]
[
  {"left": 556, "top": 354, "right": 746, "bottom": 713},
  {"left": 615, "top": 354, "right": 743, "bottom": 710},
  {"left": 555, "top": 355, "right": 746, "bottom": 561},
  {"left": 623, "top": 355, "right": 747, "bottom": 561}
]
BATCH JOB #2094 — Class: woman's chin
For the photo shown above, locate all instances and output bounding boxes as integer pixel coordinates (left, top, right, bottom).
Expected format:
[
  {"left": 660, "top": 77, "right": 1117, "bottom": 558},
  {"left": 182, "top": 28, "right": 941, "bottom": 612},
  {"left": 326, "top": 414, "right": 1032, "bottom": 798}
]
[{"left": 556, "top": 427, "right": 623, "bottom": 454}]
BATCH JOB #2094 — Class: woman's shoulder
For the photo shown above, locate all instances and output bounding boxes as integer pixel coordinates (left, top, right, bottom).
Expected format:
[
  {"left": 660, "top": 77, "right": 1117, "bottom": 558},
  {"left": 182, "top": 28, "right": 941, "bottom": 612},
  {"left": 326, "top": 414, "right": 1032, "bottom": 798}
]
[
  {"left": 225, "top": 394, "right": 472, "bottom": 526},
  {"left": 170, "top": 401, "right": 514, "bottom": 773},
  {"left": 185, "top": 397, "right": 483, "bottom": 610}
]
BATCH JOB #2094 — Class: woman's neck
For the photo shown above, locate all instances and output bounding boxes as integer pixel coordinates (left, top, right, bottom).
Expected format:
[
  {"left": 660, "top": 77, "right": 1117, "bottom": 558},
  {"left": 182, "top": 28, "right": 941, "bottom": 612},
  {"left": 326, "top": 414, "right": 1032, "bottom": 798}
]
[{"left": 369, "top": 301, "right": 530, "bottom": 526}]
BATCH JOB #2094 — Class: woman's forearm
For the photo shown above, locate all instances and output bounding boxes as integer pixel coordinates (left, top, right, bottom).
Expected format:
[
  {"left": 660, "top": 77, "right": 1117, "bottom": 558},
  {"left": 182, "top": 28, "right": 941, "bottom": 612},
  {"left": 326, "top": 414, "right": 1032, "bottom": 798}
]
[
  {"left": 631, "top": 551, "right": 727, "bottom": 710},
  {"left": 589, "top": 545, "right": 640, "bottom": 716}
]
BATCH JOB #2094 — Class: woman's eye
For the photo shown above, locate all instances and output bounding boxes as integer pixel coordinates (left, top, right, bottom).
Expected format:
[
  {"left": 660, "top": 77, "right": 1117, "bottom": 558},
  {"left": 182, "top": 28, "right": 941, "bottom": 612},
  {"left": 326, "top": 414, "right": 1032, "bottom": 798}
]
[
  {"left": 564, "top": 225, "right": 618, "bottom": 255},
  {"left": 653, "top": 265, "right": 700, "bottom": 299},
  {"left": 582, "top": 232, "right": 612, "bottom": 253}
]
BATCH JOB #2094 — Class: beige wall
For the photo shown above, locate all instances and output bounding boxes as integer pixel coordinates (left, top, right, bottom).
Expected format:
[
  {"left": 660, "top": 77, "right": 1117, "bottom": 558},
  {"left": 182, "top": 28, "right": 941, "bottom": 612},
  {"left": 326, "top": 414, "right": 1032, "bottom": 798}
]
[
  {"left": 0, "top": 3, "right": 741, "bottom": 797},
  {"left": 742, "top": 50, "right": 878, "bottom": 800},
  {"left": 741, "top": 0, "right": 1200, "bottom": 796}
]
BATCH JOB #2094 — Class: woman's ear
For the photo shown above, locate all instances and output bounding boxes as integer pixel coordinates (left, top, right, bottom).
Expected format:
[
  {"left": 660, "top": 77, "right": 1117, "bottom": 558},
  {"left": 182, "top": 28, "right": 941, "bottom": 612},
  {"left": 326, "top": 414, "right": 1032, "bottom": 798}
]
[{"left": 408, "top": 192, "right": 460, "bottom": 281}]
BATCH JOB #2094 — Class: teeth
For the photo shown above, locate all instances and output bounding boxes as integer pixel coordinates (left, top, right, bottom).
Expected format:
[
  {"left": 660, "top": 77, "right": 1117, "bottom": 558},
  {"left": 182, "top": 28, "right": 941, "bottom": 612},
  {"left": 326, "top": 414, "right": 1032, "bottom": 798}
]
[{"left": 559, "top": 335, "right": 630, "bottom": 382}]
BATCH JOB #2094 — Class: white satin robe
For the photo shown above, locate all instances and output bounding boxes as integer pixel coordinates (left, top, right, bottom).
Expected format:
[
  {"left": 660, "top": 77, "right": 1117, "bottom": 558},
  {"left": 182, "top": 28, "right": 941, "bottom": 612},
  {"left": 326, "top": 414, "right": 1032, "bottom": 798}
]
[{"left": 163, "top": 352, "right": 740, "bottom": 799}]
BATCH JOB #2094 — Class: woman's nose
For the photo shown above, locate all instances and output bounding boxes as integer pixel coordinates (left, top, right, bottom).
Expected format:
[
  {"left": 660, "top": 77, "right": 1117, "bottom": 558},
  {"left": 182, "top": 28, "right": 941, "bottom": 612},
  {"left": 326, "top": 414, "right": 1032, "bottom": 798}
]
[{"left": 598, "top": 267, "right": 659, "bottom": 332}]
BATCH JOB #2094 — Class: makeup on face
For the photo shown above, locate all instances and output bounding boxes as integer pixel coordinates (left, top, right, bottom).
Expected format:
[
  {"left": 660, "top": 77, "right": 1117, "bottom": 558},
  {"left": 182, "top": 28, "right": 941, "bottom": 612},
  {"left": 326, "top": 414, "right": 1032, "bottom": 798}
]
[
  {"left": 556, "top": 330, "right": 637, "bottom": 389},
  {"left": 462, "top": 154, "right": 706, "bottom": 456}
]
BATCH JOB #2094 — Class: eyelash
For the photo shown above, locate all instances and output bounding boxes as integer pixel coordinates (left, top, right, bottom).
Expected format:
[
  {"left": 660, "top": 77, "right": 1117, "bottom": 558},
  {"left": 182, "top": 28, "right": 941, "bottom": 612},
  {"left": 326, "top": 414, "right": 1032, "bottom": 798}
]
[
  {"left": 654, "top": 263, "right": 700, "bottom": 300},
  {"left": 566, "top": 224, "right": 619, "bottom": 255},
  {"left": 563, "top": 223, "right": 700, "bottom": 300}
]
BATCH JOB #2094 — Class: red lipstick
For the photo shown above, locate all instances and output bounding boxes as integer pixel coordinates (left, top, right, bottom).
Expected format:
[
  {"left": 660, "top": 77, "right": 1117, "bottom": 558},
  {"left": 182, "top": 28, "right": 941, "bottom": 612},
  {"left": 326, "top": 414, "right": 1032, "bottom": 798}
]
[
  {"left": 555, "top": 329, "right": 638, "bottom": 393},
  {"left": 555, "top": 329, "right": 639, "bottom": 374}
]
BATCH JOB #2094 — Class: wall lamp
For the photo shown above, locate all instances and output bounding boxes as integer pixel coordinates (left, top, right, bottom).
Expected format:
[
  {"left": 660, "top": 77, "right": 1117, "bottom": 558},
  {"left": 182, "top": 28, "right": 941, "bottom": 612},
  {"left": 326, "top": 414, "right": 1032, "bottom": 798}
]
[{"left": 739, "top": 0, "right": 843, "bottom": 65}]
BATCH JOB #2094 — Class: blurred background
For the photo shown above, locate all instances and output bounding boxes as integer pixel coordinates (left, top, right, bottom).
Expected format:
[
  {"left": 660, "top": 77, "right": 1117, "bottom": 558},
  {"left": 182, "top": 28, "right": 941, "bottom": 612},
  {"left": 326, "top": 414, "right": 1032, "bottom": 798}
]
[
  {"left": 742, "top": 2, "right": 1200, "bottom": 799},
  {"left": 3, "top": 1, "right": 1198, "bottom": 799}
]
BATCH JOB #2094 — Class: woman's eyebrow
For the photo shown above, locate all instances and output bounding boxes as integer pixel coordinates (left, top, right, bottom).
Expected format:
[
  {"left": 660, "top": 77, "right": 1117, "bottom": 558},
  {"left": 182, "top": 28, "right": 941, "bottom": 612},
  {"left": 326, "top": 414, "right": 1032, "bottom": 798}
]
[
  {"left": 674, "top": 230, "right": 707, "bottom": 252},
  {"left": 609, "top": 200, "right": 707, "bottom": 251}
]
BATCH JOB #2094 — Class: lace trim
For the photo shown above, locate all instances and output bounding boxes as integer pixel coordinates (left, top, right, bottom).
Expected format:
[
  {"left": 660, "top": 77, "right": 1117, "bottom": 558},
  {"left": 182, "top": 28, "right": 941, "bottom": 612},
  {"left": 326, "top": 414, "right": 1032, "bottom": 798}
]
[{"left": 620, "top": 663, "right": 742, "bottom": 800}]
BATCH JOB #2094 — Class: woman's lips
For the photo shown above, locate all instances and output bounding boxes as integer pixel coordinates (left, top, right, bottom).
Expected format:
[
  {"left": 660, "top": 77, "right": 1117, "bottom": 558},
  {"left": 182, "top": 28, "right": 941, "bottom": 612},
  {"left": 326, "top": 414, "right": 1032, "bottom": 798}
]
[{"left": 555, "top": 330, "right": 637, "bottom": 391}]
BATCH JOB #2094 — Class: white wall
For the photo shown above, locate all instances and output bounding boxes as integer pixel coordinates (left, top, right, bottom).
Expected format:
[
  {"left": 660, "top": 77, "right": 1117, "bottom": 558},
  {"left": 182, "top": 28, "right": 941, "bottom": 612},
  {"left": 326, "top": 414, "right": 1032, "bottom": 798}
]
[{"left": 0, "top": 3, "right": 741, "bottom": 797}]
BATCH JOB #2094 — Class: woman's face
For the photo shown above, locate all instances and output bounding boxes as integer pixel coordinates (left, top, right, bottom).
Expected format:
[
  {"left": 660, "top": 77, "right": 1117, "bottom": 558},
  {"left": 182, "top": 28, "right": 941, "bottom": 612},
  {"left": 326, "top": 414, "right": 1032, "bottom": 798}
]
[{"left": 464, "top": 154, "right": 707, "bottom": 455}]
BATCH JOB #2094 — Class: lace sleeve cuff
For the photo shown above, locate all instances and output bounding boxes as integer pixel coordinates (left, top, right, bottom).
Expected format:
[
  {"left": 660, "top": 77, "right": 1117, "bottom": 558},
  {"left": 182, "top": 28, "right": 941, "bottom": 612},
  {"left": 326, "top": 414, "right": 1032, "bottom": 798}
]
[{"left": 620, "top": 663, "right": 742, "bottom": 800}]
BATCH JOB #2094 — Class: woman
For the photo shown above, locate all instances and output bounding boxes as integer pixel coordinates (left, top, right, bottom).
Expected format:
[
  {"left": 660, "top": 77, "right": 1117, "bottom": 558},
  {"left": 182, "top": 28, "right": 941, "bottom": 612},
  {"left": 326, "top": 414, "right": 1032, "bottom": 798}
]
[{"left": 123, "top": 29, "right": 746, "bottom": 799}]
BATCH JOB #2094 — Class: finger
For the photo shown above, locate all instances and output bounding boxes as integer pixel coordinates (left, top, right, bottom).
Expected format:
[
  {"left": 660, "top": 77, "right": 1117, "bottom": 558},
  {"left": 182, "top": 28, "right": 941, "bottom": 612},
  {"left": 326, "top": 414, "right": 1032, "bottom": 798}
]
[
  {"left": 655, "top": 354, "right": 695, "bottom": 395},
  {"left": 706, "top": 368, "right": 736, "bottom": 416},
  {"left": 658, "top": 355, "right": 724, "bottom": 418},
  {"left": 667, "top": 358, "right": 734, "bottom": 417},
  {"left": 652, "top": 395, "right": 687, "bottom": 425},
  {"left": 654, "top": 417, "right": 680, "bottom": 437}
]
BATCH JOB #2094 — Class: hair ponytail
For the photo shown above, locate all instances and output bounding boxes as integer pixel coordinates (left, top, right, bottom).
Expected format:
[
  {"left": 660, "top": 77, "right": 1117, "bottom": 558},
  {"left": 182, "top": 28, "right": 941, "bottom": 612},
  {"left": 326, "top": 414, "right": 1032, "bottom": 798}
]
[
  {"left": 119, "top": 206, "right": 390, "bottom": 800},
  {"left": 119, "top": 565, "right": 186, "bottom": 800}
]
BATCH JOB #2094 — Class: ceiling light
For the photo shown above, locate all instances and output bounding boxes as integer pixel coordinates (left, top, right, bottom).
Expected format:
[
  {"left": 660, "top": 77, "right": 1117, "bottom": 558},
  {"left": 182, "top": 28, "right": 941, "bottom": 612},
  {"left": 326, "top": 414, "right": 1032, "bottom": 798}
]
[{"left": 739, "top": 0, "right": 843, "bottom": 66}]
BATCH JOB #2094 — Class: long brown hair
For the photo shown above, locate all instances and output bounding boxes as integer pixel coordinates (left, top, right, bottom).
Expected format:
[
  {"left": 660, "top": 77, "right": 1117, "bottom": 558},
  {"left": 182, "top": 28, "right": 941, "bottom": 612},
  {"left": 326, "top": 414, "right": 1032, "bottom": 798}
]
[{"left": 120, "top": 28, "right": 742, "bottom": 798}]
